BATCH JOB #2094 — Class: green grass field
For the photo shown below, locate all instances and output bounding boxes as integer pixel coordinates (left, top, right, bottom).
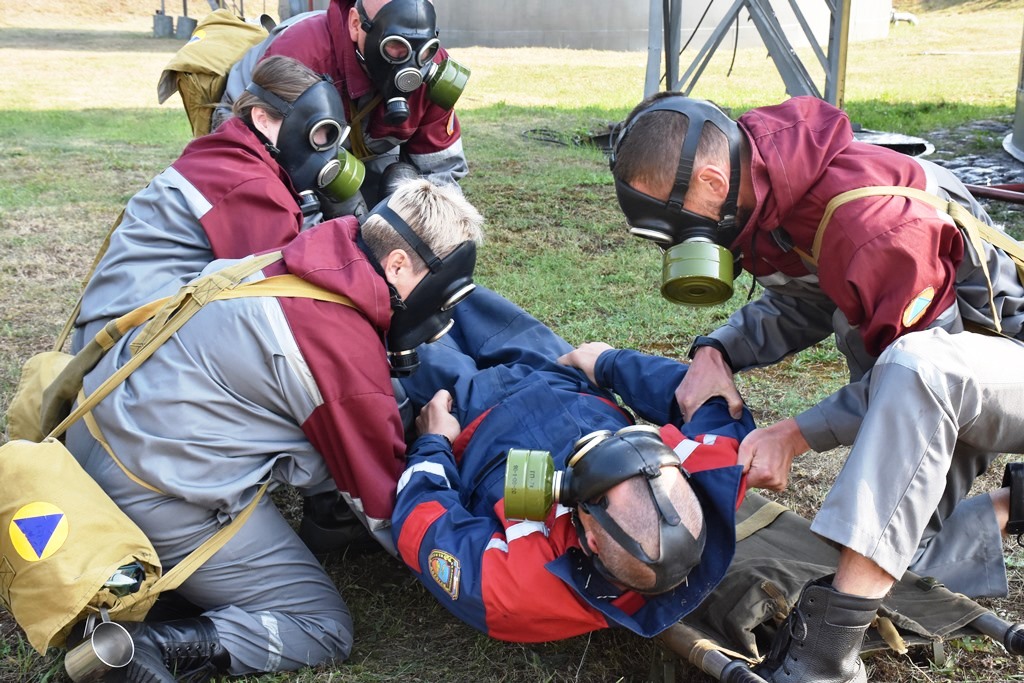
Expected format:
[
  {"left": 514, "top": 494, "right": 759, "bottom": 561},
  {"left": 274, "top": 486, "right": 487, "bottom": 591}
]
[{"left": 1, "top": 0, "right": 1023, "bottom": 680}]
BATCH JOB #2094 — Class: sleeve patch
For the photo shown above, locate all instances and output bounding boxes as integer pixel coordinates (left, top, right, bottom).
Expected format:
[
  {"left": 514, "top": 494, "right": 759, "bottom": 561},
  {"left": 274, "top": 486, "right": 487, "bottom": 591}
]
[
  {"left": 902, "top": 286, "right": 935, "bottom": 327},
  {"left": 428, "top": 549, "right": 461, "bottom": 600}
]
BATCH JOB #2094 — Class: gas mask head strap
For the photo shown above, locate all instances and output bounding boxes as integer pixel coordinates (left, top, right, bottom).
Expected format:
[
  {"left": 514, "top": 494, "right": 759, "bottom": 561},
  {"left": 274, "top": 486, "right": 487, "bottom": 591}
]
[
  {"left": 244, "top": 82, "right": 293, "bottom": 120},
  {"left": 612, "top": 96, "right": 743, "bottom": 237},
  {"left": 355, "top": 0, "right": 374, "bottom": 31},
  {"left": 371, "top": 200, "right": 442, "bottom": 272}
]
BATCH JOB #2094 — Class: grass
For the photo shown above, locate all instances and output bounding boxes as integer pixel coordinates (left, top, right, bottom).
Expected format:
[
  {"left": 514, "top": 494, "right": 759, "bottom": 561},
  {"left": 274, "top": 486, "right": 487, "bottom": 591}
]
[{"left": 1, "top": 0, "right": 1023, "bottom": 680}]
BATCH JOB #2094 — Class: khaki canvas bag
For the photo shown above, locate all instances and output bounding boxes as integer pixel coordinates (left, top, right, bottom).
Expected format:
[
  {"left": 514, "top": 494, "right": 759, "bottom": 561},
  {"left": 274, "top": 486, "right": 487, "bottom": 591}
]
[
  {"left": 0, "top": 252, "right": 358, "bottom": 653},
  {"left": 157, "top": 9, "right": 269, "bottom": 137}
]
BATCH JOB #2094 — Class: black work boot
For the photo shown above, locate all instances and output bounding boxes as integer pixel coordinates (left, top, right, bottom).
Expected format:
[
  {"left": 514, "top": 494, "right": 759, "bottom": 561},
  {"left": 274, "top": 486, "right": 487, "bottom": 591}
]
[
  {"left": 1003, "top": 462, "right": 1024, "bottom": 546},
  {"left": 756, "top": 576, "right": 881, "bottom": 683},
  {"left": 113, "top": 617, "right": 229, "bottom": 683},
  {"left": 298, "top": 490, "right": 376, "bottom": 558}
]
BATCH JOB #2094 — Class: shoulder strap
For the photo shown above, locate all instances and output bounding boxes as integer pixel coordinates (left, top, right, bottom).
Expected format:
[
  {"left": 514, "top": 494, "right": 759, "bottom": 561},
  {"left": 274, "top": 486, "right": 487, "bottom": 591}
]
[
  {"left": 346, "top": 95, "right": 382, "bottom": 159},
  {"left": 811, "top": 185, "right": 1024, "bottom": 336},
  {"left": 44, "top": 252, "right": 359, "bottom": 439}
]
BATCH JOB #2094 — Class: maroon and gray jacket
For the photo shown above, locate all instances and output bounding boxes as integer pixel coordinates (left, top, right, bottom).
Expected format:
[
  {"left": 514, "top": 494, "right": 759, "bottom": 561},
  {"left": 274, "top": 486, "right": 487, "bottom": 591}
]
[
  {"left": 217, "top": 1, "right": 467, "bottom": 189},
  {"left": 76, "top": 219, "right": 406, "bottom": 552},
  {"left": 73, "top": 116, "right": 305, "bottom": 350},
  {"left": 708, "top": 96, "right": 1024, "bottom": 451}
]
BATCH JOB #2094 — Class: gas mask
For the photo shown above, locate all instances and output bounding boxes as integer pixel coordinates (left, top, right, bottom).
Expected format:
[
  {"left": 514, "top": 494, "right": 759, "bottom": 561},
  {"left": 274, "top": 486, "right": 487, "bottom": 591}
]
[
  {"left": 366, "top": 198, "right": 476, "bottom": 376},
  {"left": 245, "top": 76, "right": 365, "bottom": 205},
  {"left": 504, "top": 425, "right": 707, "bottom": 594},
  {"left": 355, "top": 0, "right": 471, "bottom": 124},
  {"left": 610, "top": 96, "right": 744, "bottom": 306}
]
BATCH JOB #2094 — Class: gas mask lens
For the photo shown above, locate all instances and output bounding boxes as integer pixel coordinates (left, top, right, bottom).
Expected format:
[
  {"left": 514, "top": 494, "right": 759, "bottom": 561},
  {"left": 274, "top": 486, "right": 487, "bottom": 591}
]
[
  {"left": 441, "top": 282, "right": 475, "bottom": 311},
  {"left": 379, "top": 35, "right": 412, "bottom": 63},
  {"left": 309, "top": 119, "right": 347, "bottom": 152},
  {"left": 416, "top": 38, "right": 440, "bottom": 65},
  {"left": 425, "top": 317, "right": 455, "bottom": 344}
]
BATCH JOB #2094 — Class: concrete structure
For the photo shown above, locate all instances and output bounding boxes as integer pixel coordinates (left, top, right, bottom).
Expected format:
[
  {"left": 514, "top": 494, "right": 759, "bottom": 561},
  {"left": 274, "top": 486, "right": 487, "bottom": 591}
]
[{"left": 279, "top": 1, "right": 891, "bottom": 52}]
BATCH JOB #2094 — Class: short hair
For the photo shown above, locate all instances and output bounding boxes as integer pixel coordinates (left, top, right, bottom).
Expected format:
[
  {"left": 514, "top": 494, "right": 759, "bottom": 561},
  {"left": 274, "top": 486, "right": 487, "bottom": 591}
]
[
  {"left": 591, "top": 468, "right": 704, "bottom": 592},
  {"left": 613, "top": 91, "right": 730, "bottom": 199},
  {"left": 361, "top": 179, "right": 484, "bottom": 270},
  {"left": 232, "top": 55, "right": 322, "bottom": 122}
]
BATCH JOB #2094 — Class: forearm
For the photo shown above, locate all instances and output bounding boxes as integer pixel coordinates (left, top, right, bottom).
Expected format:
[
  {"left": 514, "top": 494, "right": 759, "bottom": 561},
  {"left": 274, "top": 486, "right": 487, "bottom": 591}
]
[
  {"left": 711, "top": 284, "right": 836, "bottom": 371},
  {"left": 594, "top": 348, "right": 685, "bottom": 425}
]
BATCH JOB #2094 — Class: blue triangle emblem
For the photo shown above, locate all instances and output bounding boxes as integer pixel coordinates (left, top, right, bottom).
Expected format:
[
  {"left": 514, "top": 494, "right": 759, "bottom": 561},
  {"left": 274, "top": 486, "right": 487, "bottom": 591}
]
[{"left": 14, "top": 514, "right": 65, "bottom": 558}]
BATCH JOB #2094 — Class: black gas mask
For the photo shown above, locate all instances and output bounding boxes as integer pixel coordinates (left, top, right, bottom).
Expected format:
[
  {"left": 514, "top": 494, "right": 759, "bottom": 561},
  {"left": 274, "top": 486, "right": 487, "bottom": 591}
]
[
  {"left": 366, "top": 198, "right": 476, "bottom": 376},
  {"left": 245, "top": 76, "right": 365, "bottom": 206},
  {"left": 355, "top": 0, "right": 470, "bottom": 124},
  {"left": 610, "top": 96, "right": 744, "bottom": 306},
  {"left": 504, "top": 425, "right": 707, "bottom": 595}
]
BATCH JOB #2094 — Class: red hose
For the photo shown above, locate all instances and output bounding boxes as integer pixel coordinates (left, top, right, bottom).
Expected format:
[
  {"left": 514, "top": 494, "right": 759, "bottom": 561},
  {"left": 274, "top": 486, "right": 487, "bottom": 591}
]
[{"left": 965, "top": 184, "right": 1024, "bottom": 205}]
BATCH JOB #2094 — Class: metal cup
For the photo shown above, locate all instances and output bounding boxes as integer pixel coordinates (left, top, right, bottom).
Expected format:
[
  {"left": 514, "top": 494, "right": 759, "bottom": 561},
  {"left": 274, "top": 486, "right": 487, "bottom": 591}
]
[{"left": 64, "top": 621, "right": 134, "bottom": 682}]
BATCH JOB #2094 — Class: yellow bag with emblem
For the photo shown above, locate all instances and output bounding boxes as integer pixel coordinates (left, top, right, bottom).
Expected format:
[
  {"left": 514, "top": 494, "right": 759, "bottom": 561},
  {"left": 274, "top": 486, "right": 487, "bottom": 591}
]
[
  {"left": 0, "top": 253, "right": 354, "bottom": 653},
  {"left": 0, "top": 438, "right": 162, "bottom": 653}
]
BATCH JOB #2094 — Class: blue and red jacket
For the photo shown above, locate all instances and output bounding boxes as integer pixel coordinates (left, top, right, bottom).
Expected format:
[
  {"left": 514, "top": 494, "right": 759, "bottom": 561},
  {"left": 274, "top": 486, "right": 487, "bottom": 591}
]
[{"left": 393, "top": 349, "right": 755, "bottom": 642}]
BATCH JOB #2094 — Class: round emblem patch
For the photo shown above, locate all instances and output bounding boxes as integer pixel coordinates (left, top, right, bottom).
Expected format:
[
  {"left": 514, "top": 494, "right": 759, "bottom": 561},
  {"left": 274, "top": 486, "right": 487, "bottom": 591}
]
[{"left": 8, "top": 502, "right": 68, "bottom": 562}]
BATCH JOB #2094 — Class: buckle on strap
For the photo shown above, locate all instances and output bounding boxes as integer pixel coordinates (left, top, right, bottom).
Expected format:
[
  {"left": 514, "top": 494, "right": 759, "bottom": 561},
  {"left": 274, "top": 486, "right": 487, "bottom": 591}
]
[{"left": 1002, "top": 462, "right": 1024, "bottom": 542}]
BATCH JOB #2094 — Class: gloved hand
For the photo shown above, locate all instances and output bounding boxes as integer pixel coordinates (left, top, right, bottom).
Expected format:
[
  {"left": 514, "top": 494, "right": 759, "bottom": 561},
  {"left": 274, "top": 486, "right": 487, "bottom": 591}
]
[
  {"left": 320, "top": 190, "right": 368, "bottom": 221},
  {"left": 379, "top": 161, "right": 422, "bottom": 199}
]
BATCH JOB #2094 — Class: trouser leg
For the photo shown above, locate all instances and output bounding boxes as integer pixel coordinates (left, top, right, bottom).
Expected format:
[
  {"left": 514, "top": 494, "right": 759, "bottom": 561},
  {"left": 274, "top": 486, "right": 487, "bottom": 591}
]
[{"left": 810, "top": 329, "right": 1024, "bottom": 593}]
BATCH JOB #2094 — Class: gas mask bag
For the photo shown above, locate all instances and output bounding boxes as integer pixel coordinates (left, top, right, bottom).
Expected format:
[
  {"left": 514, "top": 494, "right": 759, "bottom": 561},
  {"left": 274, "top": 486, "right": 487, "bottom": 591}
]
[
  {"left": 610, "top": 96, "right": 745, "bottom": 307},
  {"left": 366, "top": 198, "right": 476, "bottom": 376},
  {"left": 245, "top": 76, "right": 365, "bottom": 204},
  {"left": 504, "top": 425, "right": 707, "bottom": 594},
  {"left": 355, "top": 0, "right": 470, "bottom": 123}
]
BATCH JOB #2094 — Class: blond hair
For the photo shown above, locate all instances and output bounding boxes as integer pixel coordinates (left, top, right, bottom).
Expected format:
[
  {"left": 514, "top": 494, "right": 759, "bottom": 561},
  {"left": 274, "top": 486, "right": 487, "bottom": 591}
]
[
  {"left": 361, "top": 179, "right": 484, "bottom": 270},
  {"left": 232, "top": 55, "right": 323, "bottom": 122}
]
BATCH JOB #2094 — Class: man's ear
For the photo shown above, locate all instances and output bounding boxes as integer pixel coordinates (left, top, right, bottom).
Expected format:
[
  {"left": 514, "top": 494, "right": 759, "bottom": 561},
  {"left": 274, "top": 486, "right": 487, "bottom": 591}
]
[
  {"left": 694, "top": 164, "right": 730, "bottom": 202},
  {"left": 382, "top": 248, "right": 410, "bottom": 280},
  {"left": 347, "top": 6, "right": 362, "bottom": 42},
  {"left": 578, "top": 511, "right": 602, "bottom": 555}
]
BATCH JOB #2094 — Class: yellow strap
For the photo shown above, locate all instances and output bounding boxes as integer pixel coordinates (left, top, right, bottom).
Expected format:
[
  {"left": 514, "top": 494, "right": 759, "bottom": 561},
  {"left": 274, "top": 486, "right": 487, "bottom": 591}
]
[
  {"left": 347, "top": 95, "right": 382, "bottom": 160},
  {"left": 215, "top": 274, "right": 359, "bottom": 308},
  {"left": 146, "top": 482, "right": 270, "bottom": 595},
  {"left": 735, "top": 499, "right": 788, "bottom": 542},
  {"left": 78, "top": 388, "right": 165, "bottom": 495},
  {"left": 810, "top": 185, "right": 1024, "bottom": 335}
]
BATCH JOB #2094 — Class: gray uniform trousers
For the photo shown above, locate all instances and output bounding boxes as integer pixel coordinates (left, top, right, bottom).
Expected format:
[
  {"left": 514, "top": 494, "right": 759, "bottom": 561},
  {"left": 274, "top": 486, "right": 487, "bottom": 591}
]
[
  {"left": 67, "top": 422, "right": 353, "bottom": 675},
  {"left": 810, "top": 327, "right": 1024, "bottom": 598}
]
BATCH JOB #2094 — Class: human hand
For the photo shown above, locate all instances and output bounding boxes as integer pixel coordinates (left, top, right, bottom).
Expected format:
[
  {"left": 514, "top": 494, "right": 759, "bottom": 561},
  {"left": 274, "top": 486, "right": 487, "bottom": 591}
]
[
  {"left": 415, "top": 390, "right": 461, "bottom": 445},
  {"left": 676, "top": 346, "right": 744, "bottom": 421},
  {"left": 737, "top": 418, "right": 810, "bottom": 491},
  {"left": 557, "top": 342, "right": 614, "bottom": 386}
]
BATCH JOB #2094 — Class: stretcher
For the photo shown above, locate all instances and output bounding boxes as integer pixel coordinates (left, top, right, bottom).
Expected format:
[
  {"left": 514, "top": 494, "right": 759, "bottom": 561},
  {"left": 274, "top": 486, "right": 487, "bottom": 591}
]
[{"left": 656, "top": 493, "right": 1024, "bottom": 681}]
